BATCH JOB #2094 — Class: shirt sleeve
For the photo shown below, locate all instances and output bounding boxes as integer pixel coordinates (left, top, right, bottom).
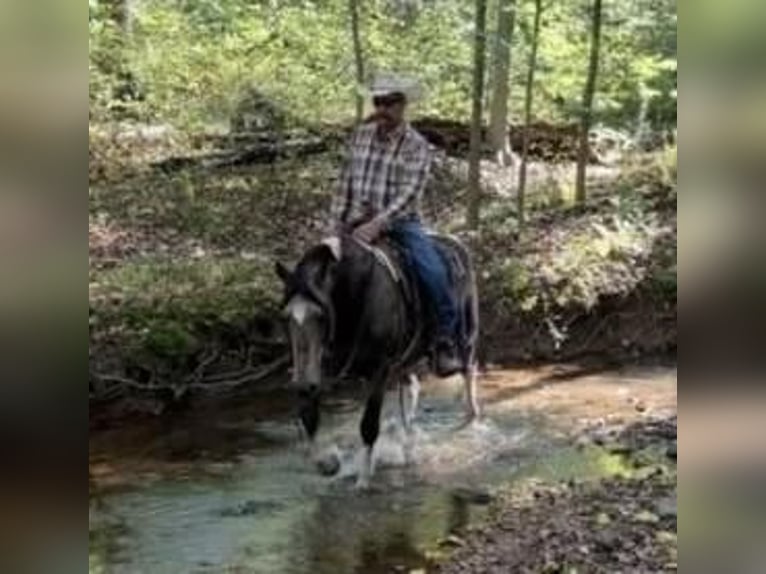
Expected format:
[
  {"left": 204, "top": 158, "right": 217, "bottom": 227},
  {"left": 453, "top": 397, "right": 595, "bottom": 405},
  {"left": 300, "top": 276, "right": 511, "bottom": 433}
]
[{"left": 379, "top": 138, "right": 431, "bottom": 223}]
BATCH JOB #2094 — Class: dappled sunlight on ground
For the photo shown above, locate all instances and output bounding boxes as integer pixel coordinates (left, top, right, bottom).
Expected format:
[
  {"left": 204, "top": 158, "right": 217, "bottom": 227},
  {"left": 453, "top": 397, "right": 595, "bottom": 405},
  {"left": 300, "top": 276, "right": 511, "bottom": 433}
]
[{"left": 481, "top": 363, "right": 677, "bottom": 430}]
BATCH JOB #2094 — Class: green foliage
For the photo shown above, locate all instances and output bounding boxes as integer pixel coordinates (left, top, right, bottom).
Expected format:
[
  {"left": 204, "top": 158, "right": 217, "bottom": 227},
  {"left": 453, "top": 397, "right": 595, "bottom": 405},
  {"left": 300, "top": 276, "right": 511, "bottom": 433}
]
[
  {"left": 88, "top": 154, "right": 335, "bottom": 373},
  {"left": 479, "top": 157, "right": 677, "bottom": 349},
  {"left": 89, "top": 6, "right": 125, "bottom": 121},
  {"left": 91, "top": 257, "right": 281, "bottom": 361},
  {"left": 88, "top": 0, "right": 676, "bottom": 131},
  {"left": 518, "top": 0, "right": 676, "bottom": 130},
  {"left": 498, "top": 205, "right": 664, "bottom": 313}
]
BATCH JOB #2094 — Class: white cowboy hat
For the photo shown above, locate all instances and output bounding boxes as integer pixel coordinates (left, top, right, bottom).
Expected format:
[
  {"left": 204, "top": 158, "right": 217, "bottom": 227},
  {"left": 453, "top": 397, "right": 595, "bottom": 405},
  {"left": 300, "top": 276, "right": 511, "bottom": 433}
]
[{"left": 368, "top": 73, "right": 422, "bottom": 102}]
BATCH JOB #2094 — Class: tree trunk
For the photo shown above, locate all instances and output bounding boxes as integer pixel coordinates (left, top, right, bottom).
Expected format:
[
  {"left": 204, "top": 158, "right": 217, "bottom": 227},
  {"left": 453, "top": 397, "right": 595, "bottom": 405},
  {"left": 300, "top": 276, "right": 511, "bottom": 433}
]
[
  {"left": 517, "top": 0, "right": 543, "bottom": 228},
  {"left": 634, "top": 84, "right": 650, "bottom": 148},
  {"left": 575, "top": 0, "right": 603, "bottom": 204},
  {"left": 106, "top": 0, "right": 138, "bottom": 110},
  {"left": 107, "top": 0, "right": 134, "bottom": 40},
  {"left": 488, "top": 0, "right": 517, "bottom": 166},
  {"left": 467, "top": 0, "right": 489, "bottom": 230},
  {"left": 349, "top": 0, "right": 366, "bottom": 124}
]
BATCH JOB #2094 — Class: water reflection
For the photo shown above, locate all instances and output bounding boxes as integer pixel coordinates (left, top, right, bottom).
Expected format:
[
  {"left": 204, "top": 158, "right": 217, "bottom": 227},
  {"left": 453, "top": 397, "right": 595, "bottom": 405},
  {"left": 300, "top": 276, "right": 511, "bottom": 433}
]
[{"left": 287, "top": 486, "right": 430, "bottom": 574}]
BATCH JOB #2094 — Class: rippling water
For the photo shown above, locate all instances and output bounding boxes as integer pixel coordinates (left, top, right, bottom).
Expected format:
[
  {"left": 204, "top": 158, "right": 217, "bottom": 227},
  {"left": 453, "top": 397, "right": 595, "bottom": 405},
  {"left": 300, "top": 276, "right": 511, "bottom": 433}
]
[{"left": 90, "top": 370, "right": 673, "bottom": 574}]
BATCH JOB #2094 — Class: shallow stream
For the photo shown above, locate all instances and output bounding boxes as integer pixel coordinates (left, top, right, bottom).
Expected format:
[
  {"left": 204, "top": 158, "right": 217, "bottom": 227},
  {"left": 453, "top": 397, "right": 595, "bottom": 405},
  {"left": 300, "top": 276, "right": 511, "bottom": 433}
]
[{"left": 90, "top": 366, "right": 676, "bottom": 574}]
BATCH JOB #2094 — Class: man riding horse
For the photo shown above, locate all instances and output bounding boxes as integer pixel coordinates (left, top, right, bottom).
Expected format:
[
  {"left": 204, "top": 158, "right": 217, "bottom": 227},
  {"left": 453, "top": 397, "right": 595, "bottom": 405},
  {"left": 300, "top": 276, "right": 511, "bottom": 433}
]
[
  {"left": 332, "top": 73, "right": 462, "bottom": 377},
  {"left": 276, "top": 74, "right": 480, "bottom": 487}
]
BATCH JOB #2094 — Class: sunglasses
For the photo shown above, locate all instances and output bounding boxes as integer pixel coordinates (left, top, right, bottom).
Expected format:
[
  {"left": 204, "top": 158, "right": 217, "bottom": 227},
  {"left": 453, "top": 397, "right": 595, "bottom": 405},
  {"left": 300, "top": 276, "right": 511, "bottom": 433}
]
[{"left": 372, "top": 93, "right": 406, "bottom": 108}]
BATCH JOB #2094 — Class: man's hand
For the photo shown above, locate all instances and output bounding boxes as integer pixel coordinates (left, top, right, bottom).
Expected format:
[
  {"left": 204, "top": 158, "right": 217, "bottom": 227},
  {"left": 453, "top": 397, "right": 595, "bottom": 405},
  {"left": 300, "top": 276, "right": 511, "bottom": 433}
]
[{"left": 352, "top": 218, "right": 386, "bottom": 244}]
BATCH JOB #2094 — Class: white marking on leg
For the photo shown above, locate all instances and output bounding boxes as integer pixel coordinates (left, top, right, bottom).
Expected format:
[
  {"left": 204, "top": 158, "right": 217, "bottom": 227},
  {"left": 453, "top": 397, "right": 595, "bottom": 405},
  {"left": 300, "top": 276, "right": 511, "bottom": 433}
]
[
  {"left": 398, "top": 374, "right": 421, "bottom": 465},
  {"left": 356, "top": 447, "right": 375, "bottom": 490},
  {"left": 406, "top": 374, "right": 420, "bottom": 430},
  {"left": 399, "top": 374, "right": 420, "bottom": 432},
  {"left": 464, "top": 364, "right": 481, "bottom": 421},
  {"left": 308, "top": 440, "right": 321, "bottom": 462},
  {"left": 399, "top": 381, "right": 408, "bottom": 430}
]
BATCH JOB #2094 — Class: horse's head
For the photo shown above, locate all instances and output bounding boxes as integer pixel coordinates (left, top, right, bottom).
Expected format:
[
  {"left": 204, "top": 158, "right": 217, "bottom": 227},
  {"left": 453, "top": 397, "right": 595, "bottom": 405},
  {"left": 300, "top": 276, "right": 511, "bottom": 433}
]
[{"left": 275, "top": 239, "right": 341, "bottom": 390}]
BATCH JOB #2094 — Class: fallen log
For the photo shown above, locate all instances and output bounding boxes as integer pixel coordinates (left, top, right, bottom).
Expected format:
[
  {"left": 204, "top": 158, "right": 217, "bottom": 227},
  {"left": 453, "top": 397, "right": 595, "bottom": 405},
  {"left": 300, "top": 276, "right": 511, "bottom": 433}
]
[{"left": 152, "top": 135, "right": 341, "bottom": 174}]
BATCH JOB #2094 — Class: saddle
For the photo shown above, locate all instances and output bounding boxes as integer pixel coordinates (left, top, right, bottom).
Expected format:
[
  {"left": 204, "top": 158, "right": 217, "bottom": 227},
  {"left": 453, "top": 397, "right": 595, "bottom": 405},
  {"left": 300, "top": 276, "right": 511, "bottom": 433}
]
[
  {"left": 322, "top": 232, "right": 466, "bottom": 302},
  {"left": 373, "top": 231, "right": 466, "bottom": 288},
  {"left": 367, "top": 232, "right": 467, "bottom": 352}
]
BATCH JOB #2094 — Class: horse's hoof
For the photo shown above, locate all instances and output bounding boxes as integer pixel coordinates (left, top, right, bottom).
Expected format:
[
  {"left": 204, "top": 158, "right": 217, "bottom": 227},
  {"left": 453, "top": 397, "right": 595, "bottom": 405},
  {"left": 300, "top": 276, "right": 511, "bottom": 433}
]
[
  {"left": 354, "top": 477, "right": 371, "bottom": 491},
  {"left": 456, "top": 414, "right": 482, "bottom": 431}
]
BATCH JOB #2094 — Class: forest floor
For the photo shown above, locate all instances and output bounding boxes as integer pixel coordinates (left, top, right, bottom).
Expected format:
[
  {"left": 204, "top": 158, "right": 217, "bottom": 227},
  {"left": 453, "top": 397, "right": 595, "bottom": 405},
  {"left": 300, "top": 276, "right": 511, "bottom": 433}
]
[
  {"left": 89, "top": 123, "right": 676, "bottom": 415},
  {"left": 434, "top": 459, "right": 677, "bottom": 573}
]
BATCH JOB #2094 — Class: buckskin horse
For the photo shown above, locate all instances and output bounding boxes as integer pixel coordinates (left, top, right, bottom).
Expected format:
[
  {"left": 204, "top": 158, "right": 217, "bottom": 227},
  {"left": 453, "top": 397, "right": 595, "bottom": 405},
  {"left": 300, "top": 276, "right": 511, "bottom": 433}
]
[{"left": 275, "top": 232, "right": 480, "bottom": 488}]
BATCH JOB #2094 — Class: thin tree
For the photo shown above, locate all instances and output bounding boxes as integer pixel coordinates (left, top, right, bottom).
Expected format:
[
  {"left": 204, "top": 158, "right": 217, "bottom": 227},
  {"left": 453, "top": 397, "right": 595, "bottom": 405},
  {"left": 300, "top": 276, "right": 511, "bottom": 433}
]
[
  {"left": 467, "top": 0, "right": 489, "bottom": 230},
  {"left": 107, "top": 0, "right": 134, "bottom": 39},
  {"left": 349, "top": 0, "right": 366, "bottom": 123},
  {"left": 106, "top": 0, "right": 139, "bottom": 108},
  {"left": 488, "top": 0, "right": 517, "bottom": 167},
  {"left": 575, "top": 0, "right": 604, "bottom": 204},
  {"left": 517, "top": 0, "right": 543, "bottom": 227}
]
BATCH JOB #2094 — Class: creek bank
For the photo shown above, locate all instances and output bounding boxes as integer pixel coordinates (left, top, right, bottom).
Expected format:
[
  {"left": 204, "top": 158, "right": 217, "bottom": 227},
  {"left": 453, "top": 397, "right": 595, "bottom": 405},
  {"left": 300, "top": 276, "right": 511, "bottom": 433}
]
[
  {"left": 90, "top": 124, "right": 676, "bottom": 416},
  {"left": 433, "top": 416, "right": 678, "bottom": 573}
]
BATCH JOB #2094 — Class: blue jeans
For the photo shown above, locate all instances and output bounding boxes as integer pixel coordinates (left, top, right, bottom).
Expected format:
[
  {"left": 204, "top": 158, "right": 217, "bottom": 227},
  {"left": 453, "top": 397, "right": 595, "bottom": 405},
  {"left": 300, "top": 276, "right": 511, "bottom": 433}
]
[{"left": 388, "top": 218, "right": 458, "bottom": 340}]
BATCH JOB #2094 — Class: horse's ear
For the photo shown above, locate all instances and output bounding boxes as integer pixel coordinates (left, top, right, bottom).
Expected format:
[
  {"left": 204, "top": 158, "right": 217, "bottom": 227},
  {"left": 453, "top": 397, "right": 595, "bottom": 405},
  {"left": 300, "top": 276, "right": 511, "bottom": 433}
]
[
  {"left": 320, "top": 237, "right": 342, "bottom": 261},
  {"left": 275, "top": 261, "right": 292, "bottom": 284}
]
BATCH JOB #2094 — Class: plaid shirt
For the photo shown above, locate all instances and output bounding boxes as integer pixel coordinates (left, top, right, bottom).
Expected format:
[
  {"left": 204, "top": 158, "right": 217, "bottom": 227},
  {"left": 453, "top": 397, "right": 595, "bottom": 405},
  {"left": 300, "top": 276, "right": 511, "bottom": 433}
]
[{"left": 331, "top": 121, "right": 431, "bottom": 230}]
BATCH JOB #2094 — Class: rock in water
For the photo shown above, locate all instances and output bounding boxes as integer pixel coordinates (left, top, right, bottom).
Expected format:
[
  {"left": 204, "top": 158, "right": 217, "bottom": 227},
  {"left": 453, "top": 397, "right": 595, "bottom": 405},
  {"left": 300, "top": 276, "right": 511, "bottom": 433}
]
[
  {"left": 452, "top": 487, "right": 494, "bottom": 505},
  {"left": 315, "top": 451, "right": 342, "bottom": 477},
  {"left": 219, "top": 500, "right": 282, "bottom": 517}
]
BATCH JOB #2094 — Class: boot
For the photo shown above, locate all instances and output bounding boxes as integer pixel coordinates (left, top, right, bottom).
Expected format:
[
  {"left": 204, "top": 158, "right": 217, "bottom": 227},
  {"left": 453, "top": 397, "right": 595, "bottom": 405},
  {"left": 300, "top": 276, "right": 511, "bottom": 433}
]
[{"left": 434, "top": 337, "right": 462, "bottom": 378}]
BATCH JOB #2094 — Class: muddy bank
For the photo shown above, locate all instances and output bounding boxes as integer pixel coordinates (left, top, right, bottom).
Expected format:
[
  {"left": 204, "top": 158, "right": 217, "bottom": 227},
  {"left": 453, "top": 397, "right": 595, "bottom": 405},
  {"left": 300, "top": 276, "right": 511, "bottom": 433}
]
[{"left": 433, "top": 416, "right": 678, "bottom": 574}]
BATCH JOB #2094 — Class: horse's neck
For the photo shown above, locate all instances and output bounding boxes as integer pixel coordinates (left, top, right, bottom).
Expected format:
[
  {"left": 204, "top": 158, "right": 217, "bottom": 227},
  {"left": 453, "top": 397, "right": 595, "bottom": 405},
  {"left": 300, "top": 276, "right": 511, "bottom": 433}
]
[{"left": 330, "top": 246, "right": 378, "bottom": 319}]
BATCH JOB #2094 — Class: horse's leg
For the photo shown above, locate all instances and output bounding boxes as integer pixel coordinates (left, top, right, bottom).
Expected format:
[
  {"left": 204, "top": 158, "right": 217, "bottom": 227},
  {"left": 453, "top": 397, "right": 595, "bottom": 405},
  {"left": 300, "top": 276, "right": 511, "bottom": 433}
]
[
  {"left": 298, "top": 385, "right": 322, "bottom": 457},
  {"left": 399, "top": 373, "right": 421, "bottom": 465},
  {"left": 357, "top": 378, "right": 387, "bottom": 489},
  {"left": 462, "top": 342, "right": 481, "bottom": 423},
  {"left": 399, "top": 373, "right": 420, "bottom": 433},
  {"left": 461, "top": 276, "right": 481, "bottom": 424},
  {"left": 463, "top": 364, "right": 481, "bottom": 421}
]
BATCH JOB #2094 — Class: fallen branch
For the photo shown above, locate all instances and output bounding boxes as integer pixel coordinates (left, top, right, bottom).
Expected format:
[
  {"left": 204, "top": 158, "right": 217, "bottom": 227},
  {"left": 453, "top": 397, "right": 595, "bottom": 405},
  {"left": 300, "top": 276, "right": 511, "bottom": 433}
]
[
  {"left": 189, "top": 354, "right": 290, "bottom": 391},
  {"left": 152, "top": 136, "right": 337, "bottom": 174},
  {"left": 94, "top": 373, "right": 158, "bottom": 392},
  {"left": 91, "top": 354, "right": 290, "bottom": 402}
]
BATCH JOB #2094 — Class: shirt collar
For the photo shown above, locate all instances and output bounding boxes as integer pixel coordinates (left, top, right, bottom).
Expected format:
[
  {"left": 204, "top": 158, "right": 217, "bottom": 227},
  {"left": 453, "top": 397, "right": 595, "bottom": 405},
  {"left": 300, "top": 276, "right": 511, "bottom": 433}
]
[{"left": 375, "top": 121, "right": 408, "bottom": 143}]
